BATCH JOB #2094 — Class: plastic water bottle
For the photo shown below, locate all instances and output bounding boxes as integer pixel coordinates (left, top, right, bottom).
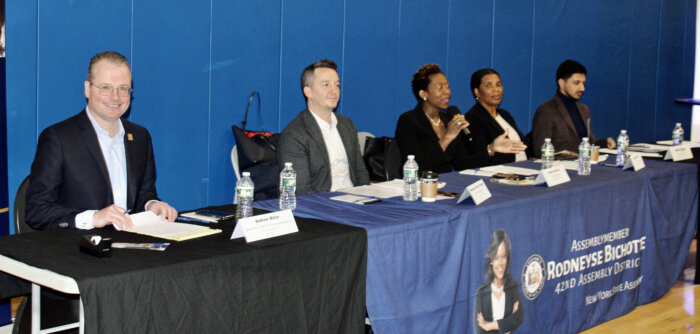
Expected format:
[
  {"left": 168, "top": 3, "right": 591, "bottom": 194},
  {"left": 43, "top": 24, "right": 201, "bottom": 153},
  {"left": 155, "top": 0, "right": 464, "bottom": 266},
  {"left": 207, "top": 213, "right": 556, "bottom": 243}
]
[
  {"left": 403, "top": 155, "right": 419, "bottom": 201},
  {"left": 541, "top": 138, "right": 555, "bottom": 170},
  {"left": 279, "top": 162, "right": 296, "bottom": 211},
  {"left": 235, "top": 171, "right": 254, "bottom": 219},
  {"left": 616, "top": 130, "right": 629, "bottom": 167},
  {"left": 672, "top": 123, "right": 684, "bottom": 146},
  {"left": 578, "top": 137, "right": 591, "bottom": 176}
]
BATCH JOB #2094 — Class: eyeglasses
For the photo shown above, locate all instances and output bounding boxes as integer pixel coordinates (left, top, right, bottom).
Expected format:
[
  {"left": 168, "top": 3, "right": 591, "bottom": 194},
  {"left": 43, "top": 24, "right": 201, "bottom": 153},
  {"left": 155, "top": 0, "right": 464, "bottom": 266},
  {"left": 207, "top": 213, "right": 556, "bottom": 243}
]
[{"left": 90, "top": 82, "right": 133, "bottom": 97}]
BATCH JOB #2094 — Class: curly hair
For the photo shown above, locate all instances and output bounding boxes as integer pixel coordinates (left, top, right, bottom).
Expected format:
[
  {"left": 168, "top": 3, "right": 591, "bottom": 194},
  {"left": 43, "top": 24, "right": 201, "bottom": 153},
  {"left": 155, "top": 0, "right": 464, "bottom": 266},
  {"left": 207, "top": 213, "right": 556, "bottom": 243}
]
[{"left": 411, "top": 64, "right": 443, "bottom": 102}]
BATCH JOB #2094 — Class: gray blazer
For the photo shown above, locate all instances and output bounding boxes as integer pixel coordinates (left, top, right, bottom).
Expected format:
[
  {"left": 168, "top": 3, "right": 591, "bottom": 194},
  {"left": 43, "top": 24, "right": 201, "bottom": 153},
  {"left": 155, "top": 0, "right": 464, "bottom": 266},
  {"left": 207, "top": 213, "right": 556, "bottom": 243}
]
[
  {"left": 277, "top": 109, "right": 369, "bottom": 195},
  {"left": 531, "top": 94, "right": 606, "bottom": 157}
]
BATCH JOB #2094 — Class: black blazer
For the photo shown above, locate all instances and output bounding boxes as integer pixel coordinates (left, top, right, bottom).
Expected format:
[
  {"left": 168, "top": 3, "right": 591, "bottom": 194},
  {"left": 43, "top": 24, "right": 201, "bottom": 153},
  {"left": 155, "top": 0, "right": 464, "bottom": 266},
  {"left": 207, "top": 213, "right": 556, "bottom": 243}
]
[
  {"left": 25, "top": 110, "right": 159, "bottom": 230},
  {"left": 473, "top": 276, "right": 525, "bottom": 334},
  {"left": 395, "top": 102, "right": 489, "bottom": 173},
  {"left": 465, "top": 103, "right": 527, "bottom": 167}
]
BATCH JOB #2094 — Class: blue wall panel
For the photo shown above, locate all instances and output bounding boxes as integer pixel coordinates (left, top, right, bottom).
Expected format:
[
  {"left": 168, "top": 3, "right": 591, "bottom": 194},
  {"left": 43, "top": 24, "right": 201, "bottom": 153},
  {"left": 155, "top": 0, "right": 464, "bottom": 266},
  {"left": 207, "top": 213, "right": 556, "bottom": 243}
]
[
  {"left": 396, "top": 0, "right": 450, "bottom": 114},
  {"left": 4, "top": 0, "right": 696, "bottom": 228},
  {"left": 446, "top": 0, "right": 493, "bottom": 115},
  {"left": 655, "top": 0, "right": 696, "bottom": 140},
  {"left": 627, "top": 1, "right": 662, "bottom": 142},
  {"left": 492, "top": 0, "right": 534, "bottom": 133},
  {"left": 343, "top": 0, "right": 400, "bottom": 136},
  {"left": 7, "top": 0, "right": 38, "bottom": 234},
  {"left": 279, "top": 0, "right": 344, "bottom": 126},
  {"left": 210, "top": 1, "right": 283, "bottom": 204},
  {"left": 131, "top": 1, "right": 212, "bottom": 210}
]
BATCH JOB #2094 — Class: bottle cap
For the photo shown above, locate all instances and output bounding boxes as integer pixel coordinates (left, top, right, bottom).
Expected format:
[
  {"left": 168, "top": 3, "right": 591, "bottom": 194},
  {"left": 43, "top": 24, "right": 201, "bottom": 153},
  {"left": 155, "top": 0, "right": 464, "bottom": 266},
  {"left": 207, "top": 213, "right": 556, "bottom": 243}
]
[
  {"left": 582, "top": 137, "right": 589, "bottom": 142},
  {"left": 285, "top": 162, "right": 292, "bottom": 167},
  {"left": 242, "top": 171, "right": 250, "bottom": 177},
  {"left": 676, "top": 123, "right": 682, "bottom": 127},
  {"left": 407, "top": 155, "right": 415, "bottom": 159},
  {"left": 544, "top": 138, "right": 551, "bottom": 142}
]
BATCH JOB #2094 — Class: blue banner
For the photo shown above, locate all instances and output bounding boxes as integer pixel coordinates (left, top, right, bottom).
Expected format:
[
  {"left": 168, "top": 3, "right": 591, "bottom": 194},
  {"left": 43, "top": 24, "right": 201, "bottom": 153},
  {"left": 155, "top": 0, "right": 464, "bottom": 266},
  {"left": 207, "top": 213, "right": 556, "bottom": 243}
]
[{"left": 255, "top": 159, "right": 697, "bottom": 333}]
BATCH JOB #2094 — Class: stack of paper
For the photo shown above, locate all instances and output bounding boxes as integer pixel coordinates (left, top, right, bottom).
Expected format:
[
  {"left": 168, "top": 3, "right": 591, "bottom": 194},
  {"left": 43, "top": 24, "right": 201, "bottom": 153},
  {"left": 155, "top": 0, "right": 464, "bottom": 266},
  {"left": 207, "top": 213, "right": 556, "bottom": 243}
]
[{"left": 127, "top": 211, "right": 222, "bottom": 241}]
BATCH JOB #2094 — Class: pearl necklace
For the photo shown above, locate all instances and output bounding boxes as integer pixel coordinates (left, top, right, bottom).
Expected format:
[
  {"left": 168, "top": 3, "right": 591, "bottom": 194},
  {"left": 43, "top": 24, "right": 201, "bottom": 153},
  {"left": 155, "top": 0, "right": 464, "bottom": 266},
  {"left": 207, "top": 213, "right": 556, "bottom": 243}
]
[
  {"left": 491, "top": 283, "right": 504, "bottom": 293},
  {"left": 426, "top": 114, "right": 441, "bottom": 126}
]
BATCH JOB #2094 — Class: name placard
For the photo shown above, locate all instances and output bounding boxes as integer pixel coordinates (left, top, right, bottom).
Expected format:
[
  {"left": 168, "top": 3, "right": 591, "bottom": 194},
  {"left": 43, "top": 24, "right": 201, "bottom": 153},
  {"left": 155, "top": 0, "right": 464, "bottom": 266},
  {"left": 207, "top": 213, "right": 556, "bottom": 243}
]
[
  {"left": 231, "top": 210, "right": 298, "bottom": 243},
  {"left": 664, "top": 146, "right": 693, "bottom": 161},
  {"left": 534, "top": 166, "right": 571, "bottom": 187},
  {"left": 623, "top": 155, "right": 645, "bottom": 171},
  {"left": 457, "top": 179, "right": 492, "bottom": 205}
]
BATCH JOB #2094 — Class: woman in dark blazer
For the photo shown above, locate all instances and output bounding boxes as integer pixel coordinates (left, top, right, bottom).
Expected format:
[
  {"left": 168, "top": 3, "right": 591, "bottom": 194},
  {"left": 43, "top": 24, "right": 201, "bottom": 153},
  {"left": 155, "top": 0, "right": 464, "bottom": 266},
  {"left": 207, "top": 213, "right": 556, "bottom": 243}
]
[
  {"left": 465, "top": 69, "right": 528, "bottom": 168},
  {"left": 474, "top": 229, "right": 524, "bottom": 334},
  {"left": 395, "top": 64, "right": 526, "bottom": 173}
]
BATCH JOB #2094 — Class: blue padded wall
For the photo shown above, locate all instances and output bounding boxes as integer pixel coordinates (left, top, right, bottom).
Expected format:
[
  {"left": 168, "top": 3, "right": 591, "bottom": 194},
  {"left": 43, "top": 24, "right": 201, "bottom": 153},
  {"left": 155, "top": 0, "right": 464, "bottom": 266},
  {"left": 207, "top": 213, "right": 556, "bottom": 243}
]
[{"left": 5, "top": 0, "right": 696, "bottom": 227}]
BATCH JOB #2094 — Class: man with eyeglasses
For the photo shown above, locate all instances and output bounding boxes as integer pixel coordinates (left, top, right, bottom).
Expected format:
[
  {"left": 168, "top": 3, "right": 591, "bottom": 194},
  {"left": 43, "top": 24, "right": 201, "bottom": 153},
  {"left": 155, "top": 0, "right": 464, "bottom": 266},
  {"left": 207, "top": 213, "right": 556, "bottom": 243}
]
[{"left": 25, "top": 51, "right": 177, "bottom": 230}]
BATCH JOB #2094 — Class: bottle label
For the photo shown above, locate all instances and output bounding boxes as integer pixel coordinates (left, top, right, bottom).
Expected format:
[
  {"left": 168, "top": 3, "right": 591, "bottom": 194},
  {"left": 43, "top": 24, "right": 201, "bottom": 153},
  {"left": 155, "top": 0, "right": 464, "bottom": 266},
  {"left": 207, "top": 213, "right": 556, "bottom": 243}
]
[
  {"left": 282, "top": 176, "right": 296, "bottom": 187},
  {"left": 579, "top": 147, "right": 590, "bottom": 158},
  {"left": 543, "top": 148, "right": 554, "bottom": 158},
  {"left": 404, "top": 168, "right": 418, "bottom": 178},
  {"left": 237, "top": 186, "right": 254, "bottom": 199}
]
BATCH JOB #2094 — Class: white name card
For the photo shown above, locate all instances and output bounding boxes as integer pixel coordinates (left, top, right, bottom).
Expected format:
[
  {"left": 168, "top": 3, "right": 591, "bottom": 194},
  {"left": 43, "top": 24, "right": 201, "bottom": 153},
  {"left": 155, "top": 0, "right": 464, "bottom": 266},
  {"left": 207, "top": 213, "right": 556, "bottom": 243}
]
[
  {"left": 457, "top": 179, "right": 492, "bottom": 205},
  {"left": 231, "top": 210, "right": 298, "bottom": 243},
  {"left": 534, "top": 166, "right": 571, "bottom": 187},
  {"left": 623, "top": 155, "right": 645, "bottom": 171},
  {"left": 664, "top": 146, "right": 693, "bottom": 161}
]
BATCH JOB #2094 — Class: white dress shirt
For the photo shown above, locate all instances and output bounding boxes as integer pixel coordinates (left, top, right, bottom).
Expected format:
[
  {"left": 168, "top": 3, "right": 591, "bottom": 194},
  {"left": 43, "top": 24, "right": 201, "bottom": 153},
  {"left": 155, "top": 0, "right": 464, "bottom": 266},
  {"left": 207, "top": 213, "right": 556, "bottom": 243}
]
[
  {"left": 74, "top": 107, "right": 128, "bottom": 229},
  {"left": 309, "top": 109, "right": 354, "bottom": 191},
  {"left": 494, "top": 114, "right": 527, "bottom": 162},
  {"left": 491, "top": 287, "right": 506, "bottom": 322}
]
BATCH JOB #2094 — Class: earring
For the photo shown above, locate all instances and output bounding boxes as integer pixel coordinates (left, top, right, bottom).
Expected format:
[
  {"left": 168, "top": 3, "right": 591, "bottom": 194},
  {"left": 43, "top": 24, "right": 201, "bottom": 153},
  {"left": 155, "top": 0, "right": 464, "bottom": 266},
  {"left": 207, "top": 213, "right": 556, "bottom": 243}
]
[
  {"left": 423, "top": 97, "right": 427, "bottom": 101},
  {"left": 476, "top": 96, "right": 480, "bottom": 103}
]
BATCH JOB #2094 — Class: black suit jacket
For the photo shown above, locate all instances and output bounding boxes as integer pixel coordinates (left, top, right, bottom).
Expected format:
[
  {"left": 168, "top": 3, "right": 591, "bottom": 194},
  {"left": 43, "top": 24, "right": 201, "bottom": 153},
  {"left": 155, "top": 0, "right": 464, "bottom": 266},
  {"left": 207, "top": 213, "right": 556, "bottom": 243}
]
[
  {"left": 465, "top": 103, "right": 527, "bottom": 167},
  {"left": 25, "top": 110, "right": 159, "bottom": 230},
  {"left": 473, "top": 276, "right": 525, "bottom": 334},
  {"left": 395, "top": 103, "right": 489, "bottom": 173}
]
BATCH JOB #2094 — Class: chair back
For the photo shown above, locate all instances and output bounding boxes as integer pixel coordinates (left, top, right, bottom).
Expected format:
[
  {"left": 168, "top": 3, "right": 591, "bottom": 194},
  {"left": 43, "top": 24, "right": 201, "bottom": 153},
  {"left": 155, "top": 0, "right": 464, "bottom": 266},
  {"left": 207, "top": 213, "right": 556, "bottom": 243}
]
[
  {"left": 14, "top": 176, "right": 35, "bottom": 234},
  {"left": 384, "top": 139, "right": 402, "bottom": 180},
  {"left": 524, "top": 131, "right": 534, "bottom": 158},
  {"left": 357, "top": 132, "right": 374, "bottom": 155}
]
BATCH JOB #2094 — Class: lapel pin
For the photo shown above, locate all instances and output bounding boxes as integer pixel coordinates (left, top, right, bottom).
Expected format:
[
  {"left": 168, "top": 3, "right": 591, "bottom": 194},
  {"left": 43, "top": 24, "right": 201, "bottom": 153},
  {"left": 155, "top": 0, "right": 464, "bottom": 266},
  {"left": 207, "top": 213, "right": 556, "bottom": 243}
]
[{"left": 127, "top": 133, "right": 134, "bottom": 141}]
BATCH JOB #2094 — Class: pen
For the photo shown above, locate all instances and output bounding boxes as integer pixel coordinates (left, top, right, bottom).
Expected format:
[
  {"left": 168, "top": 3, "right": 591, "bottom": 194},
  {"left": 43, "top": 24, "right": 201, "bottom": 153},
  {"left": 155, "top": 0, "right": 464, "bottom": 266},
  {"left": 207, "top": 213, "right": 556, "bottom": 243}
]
[
  {"left": 602, "top": 163, "right": 619, "bottom": 167},
  {"left": 123, "top": 209, "right": 131, "bottom": 214}
]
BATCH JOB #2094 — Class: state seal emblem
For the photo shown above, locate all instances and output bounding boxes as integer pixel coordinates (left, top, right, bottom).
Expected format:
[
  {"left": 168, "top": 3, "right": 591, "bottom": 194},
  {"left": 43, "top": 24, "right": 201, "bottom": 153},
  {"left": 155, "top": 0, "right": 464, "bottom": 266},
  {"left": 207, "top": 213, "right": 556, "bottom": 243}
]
[{"left": 521, "top": 254, "right": 545, "bottom": 300}]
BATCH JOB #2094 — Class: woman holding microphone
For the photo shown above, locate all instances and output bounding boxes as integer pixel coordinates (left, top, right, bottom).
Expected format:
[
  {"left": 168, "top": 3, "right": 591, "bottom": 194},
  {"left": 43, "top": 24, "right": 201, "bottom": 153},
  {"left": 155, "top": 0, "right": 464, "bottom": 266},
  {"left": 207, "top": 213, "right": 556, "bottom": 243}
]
[{"left": 395, "top": 64, "right": 526, "bottom": 173}]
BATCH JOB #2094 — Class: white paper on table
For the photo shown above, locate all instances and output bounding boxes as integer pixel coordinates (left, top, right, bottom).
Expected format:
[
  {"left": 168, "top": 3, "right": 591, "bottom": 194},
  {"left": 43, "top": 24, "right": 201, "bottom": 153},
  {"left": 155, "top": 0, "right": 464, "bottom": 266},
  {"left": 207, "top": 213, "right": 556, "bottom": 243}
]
[
  {"left": 656, "top": 140, "right": 700, "bottom": 148},
  {"left": 627, "top": 151, "right": 662, "bottom": 158},
  {"left": 551, "top": 160, "right": 579, "bottom": 170},
  {"left": 599, "top": 148, "right": 617, "bottom": 155},
  {"left": 128, "top": 211, "right": 212, "bottom": 238},
  {"left": 591, "top": 154, "right": 609, "bottom": 164},
  {"left": 459, "top": 169, "right": 497, "bottom": 177},
  {"left": 338, "top": 182, "right": 404, "bottom": 198},
  {"left": 479, "top": 165, "right": 540, "bottom": 176}
]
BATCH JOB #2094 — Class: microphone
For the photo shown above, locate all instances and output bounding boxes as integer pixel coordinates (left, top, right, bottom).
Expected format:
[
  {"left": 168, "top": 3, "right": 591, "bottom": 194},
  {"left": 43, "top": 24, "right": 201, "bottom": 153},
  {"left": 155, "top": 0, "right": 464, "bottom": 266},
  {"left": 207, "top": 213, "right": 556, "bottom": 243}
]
[{"left": 446, "top": 106, "right": 470, "bottom": 135}]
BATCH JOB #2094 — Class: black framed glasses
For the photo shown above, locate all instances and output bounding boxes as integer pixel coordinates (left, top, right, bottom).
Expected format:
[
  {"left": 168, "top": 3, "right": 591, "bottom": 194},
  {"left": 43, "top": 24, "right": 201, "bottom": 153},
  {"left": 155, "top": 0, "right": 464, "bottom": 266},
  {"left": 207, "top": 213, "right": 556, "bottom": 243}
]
[{"left": 90, "top": 82, "right": 133, "bottom": 97}]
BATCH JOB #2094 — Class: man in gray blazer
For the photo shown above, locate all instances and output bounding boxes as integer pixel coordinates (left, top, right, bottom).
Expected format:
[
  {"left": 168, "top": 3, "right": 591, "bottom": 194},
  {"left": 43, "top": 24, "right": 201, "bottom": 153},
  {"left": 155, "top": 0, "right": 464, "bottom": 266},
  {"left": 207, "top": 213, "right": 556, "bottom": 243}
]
[
  {"left": 531, "top": 60, "right": 615, "bottom": 157},
  {"left": 277, "top": 59, "right": 369, "bottom": 195}
]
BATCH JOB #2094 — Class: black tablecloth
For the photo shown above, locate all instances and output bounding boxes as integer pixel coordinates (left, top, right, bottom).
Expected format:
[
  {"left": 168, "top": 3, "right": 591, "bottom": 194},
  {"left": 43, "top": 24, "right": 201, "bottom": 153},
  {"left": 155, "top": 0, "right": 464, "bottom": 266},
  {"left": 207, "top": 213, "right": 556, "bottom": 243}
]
[{"left": 0, "top": 206, "right": 367, "bottom": 333}]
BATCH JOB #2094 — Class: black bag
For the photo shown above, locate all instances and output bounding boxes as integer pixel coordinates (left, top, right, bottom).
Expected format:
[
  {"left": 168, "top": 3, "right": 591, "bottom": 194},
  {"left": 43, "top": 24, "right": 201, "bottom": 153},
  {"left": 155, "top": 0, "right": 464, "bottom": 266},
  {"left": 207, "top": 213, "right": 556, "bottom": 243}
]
[
  {"left": 232, "top": 91, "right": 280, "bottom": 200},
  {"left": 363, "top": 136, "right": 402, "bottom": 181}
]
